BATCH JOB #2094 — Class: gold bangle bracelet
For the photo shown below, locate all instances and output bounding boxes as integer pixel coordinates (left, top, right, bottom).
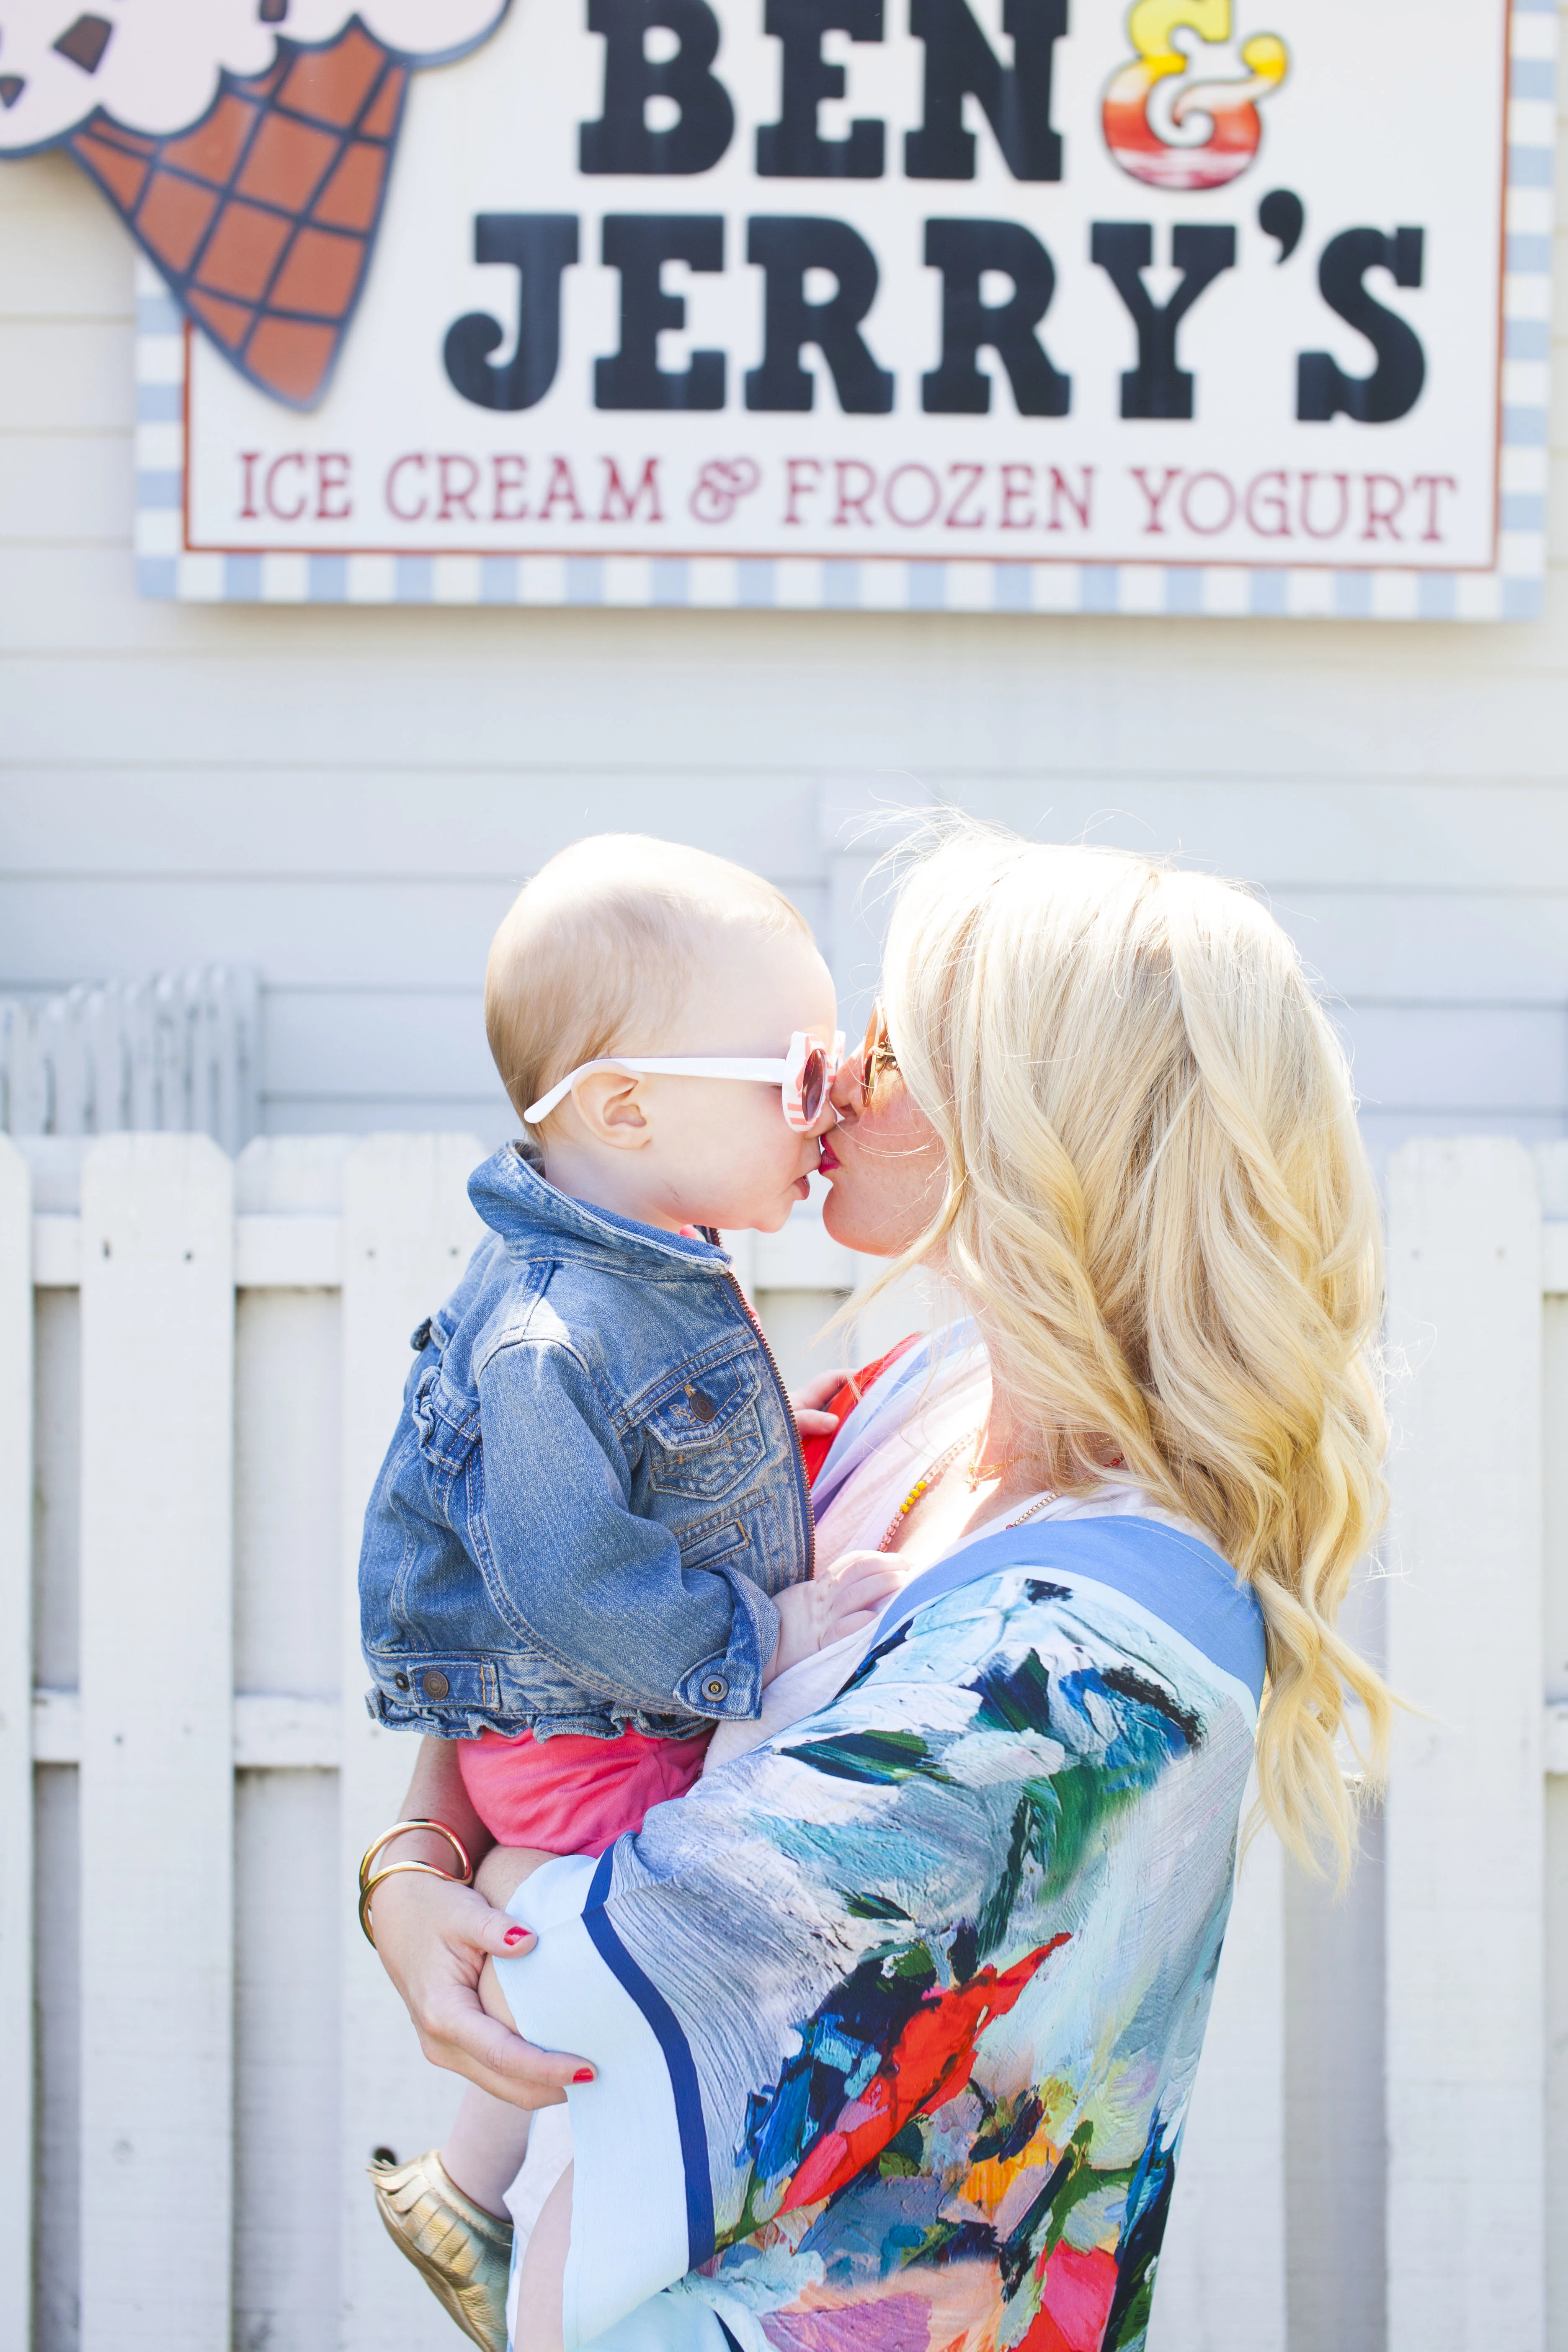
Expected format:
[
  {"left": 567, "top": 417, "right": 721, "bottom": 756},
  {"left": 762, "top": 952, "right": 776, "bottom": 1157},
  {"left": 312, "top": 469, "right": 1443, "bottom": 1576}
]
[
  {"left": 359, "top": 1858, "right": 467, "bottom": 1949},
  {"left": 358, "top": 1818, "right": 473, "bottom": 1893}
]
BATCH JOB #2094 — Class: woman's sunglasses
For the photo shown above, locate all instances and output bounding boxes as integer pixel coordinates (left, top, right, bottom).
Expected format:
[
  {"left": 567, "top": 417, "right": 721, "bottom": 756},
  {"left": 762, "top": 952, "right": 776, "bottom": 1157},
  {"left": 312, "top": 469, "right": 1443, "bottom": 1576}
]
[
  {"left": 524, "top": 1030, "right": 846, "bottom": 1133},
  {"left": 836, "top": 1001, "right": 897, "bottom": 1113}
]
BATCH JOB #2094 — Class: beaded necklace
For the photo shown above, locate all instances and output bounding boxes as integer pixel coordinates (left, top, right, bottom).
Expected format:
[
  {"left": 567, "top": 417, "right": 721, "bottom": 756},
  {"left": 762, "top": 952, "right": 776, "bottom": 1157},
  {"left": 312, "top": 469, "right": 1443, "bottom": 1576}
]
[
  {"left": 876, "top": 1434, "right": 973, "bottom": 1553},
  {"left": 876, "top": 1426, "right": 1059, "bottom": 1554}
]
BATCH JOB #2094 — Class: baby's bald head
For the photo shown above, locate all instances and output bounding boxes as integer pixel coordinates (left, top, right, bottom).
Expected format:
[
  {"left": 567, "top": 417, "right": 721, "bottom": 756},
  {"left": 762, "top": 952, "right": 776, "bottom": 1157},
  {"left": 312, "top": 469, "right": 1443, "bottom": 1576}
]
[{"left": 485, "top": 834, "right": 812, "bottom": 1125}]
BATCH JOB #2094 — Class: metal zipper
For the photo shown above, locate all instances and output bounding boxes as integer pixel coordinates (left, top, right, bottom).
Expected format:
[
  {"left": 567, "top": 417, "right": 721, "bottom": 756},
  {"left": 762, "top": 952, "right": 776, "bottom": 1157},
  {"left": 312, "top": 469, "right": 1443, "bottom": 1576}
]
[{"left": 719, "top": 1266, "right": 815, "bottom": 1583}]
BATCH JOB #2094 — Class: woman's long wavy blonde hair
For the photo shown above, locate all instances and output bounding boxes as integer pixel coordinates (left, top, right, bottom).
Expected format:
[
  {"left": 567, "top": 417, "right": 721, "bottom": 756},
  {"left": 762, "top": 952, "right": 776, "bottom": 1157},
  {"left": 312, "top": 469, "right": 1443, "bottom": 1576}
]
[{"left": 867, "top": 819, "right": 1392, "bottom": 1878}]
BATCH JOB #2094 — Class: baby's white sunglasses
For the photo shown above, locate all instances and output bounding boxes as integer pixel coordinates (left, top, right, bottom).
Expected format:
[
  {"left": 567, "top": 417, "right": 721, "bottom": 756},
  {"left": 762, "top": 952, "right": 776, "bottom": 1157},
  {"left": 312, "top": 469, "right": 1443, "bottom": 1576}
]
[{"left": 524, "top": 1030, "right": 846, "bottom": 1132}]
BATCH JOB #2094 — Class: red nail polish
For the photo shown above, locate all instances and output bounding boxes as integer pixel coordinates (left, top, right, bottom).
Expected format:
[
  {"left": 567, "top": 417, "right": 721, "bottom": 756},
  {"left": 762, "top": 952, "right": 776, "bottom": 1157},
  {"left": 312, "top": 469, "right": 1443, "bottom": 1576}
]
[
  {"left": 573, "top": 2068, "right": 595, "bottom": 2083},
  {"left": 504, "top": 1927, "right": 527, "bottom": 1946}
]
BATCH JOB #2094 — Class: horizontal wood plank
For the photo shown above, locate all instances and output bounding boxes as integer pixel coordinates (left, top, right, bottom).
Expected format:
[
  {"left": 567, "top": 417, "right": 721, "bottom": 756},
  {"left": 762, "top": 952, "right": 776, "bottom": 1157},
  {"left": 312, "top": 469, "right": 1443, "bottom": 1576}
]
[
  {"left": 0, "top": 771, "right": 829, "bottom": 878},
  {"left": 235, "top": 1215, "right": 345, "bottom": 1288},
  {"left": 0, "top": 200, "right": 133, "bottom": 319},
  {"left": 3, "top": 873, "right": 1566, "bottom": 998},
  {"left": 33, "top": 1213, "right": 79, "bottom": 1287},
  {"left": 34, "top": 1688, "right": 340, "bottom": 1768},
  {"left": 1336, "top": 1004, "right": 1568, "bottom": 1114},
  {"left": 34, "top": 1687, "right": 1568, "bottom": 1777},
  {"left": 37, "top": 1212, "right": 347, "bottom": 1288},
  {"left": 1545, "top": 1223, "right": 1568, "bottom": 1295},
  {"left": 0, "top": 324, "right": 133, "bottom": 432},
  {"left": 0, "top": 434, "right": 132, "bottom": 544},
  {"left": 0, "top": 145, "right": 108, "bottom": 218},
  {"left": 3, "top": 774, "right": 1568, "bottom": 890},
  {"left": 34, "top": 1208, "right": 1568, "bottom": 1297},
  {"left": 261, "top": 1092, "right": 513, "bottom": 1137},
  {"left": 15, "top": 613, "right": 1568, "bottom": 769},
  {"left": 31, "top": 1204, "right": 900, "bottom": 1293}
]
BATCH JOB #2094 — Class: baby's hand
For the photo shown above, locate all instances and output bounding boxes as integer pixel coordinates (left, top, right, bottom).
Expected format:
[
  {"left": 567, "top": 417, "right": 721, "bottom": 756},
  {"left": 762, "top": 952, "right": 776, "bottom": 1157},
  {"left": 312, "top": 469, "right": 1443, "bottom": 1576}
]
[
  {"left": 818, "top": 1550, "right": 909, "bottom": 1645},
  {"left": 789, "top": 1367, "right": 851, "bottom": 1440},
  {"left": 763, "top": 1550, "right": 910, "bottom": 1684},
  {"left": 766, "top": 1578, "right": 829, "bottom": 1682}
]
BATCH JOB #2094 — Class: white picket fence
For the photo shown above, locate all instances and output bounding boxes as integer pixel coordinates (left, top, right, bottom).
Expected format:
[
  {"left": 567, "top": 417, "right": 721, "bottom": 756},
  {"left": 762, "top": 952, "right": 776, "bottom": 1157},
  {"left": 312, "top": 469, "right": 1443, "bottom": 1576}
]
[
  {"left": 0, "top": 968, "right": 260, "bottom": 1151},
  {"left": 2, "top": 1130, "right": 1563, "bottom": 2352}
]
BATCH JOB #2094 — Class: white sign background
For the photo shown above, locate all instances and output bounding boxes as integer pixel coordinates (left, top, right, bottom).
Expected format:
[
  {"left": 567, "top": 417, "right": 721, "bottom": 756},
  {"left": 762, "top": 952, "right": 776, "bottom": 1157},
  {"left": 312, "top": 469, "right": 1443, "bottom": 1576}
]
[{"left": 183, "top": 0, "right": 1511, "bottom": 577}]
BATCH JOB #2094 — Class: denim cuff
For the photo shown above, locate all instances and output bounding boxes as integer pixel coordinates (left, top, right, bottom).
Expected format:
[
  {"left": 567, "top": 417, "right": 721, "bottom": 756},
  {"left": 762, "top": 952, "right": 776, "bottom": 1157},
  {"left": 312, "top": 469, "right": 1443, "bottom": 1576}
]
[{"left": 675, "top": 1574, "right": 779, "bottom": 1718}]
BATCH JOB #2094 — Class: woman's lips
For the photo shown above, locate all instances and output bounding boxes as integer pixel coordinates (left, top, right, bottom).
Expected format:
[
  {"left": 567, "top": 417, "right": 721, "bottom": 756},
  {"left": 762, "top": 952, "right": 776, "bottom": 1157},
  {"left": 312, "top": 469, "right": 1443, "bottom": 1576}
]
[{"left": 818, "top": 1140, "right": 841, "bottom": 1173}]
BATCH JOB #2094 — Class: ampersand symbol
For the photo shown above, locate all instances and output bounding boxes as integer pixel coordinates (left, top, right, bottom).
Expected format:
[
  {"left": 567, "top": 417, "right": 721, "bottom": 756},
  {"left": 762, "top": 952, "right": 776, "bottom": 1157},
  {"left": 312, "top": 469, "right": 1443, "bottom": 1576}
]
[
  {"left": 1103, "top": 0, "right": 1288, "bottom": 192},
  {"left": 690, "top": 459, "right": 761, "bottom": 525}
]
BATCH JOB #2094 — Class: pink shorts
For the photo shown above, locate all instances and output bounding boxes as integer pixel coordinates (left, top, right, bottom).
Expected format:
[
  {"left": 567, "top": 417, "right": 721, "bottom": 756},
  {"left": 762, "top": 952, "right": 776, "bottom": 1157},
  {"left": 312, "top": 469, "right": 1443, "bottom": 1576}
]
[{"left": 457, "top": 1723, "right": 712, "bottom": 1858}]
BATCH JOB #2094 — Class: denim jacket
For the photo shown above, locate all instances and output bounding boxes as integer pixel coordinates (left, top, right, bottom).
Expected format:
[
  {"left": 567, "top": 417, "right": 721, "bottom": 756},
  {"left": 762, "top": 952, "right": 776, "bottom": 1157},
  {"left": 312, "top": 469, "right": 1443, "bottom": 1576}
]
[{"left": 358, "top": 1143, "right": 813, "bottom": 1741}]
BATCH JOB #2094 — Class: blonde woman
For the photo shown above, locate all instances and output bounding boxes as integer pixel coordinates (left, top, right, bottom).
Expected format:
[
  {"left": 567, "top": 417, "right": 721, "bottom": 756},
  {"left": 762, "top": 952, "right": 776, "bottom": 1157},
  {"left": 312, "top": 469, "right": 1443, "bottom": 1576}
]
[{"left": 371, "top": 821, "right": 1391, "bottom": 2352}]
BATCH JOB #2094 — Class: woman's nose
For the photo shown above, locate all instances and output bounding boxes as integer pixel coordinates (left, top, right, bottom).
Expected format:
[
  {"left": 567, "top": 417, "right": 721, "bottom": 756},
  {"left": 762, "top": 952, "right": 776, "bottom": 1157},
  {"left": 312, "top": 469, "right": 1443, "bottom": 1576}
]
[{"left": 828, "top": 1067, "right": 861, "bottom": 1118}]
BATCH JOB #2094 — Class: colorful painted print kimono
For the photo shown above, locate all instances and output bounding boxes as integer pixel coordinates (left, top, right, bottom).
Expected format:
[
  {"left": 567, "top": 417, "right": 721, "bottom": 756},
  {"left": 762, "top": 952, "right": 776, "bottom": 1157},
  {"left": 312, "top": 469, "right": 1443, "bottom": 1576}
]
[{"left": 499, "top": 1512, "right": 1265, "bottom": 2352}]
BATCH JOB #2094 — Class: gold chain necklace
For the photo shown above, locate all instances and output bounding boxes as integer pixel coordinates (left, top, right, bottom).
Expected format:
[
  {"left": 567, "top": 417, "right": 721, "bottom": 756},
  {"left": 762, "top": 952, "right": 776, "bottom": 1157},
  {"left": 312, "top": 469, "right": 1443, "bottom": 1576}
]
[
  {"left": 966, "top": 1443, "right": 1021, "bottom": 1491},
  {"left": 1005, "top": 1490, "right": 1058, "bottom": 1530}
]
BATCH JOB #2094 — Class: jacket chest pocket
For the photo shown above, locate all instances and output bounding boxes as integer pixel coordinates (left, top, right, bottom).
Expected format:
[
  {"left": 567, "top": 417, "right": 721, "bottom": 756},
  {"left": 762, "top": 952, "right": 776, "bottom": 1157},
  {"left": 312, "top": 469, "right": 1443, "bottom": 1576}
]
[
  {"left": 411, "top": 1361, "right": 479, "bottom": 1479},
  {"left": 641, "top": 1359, "right": 768, "bottom": 1501}
]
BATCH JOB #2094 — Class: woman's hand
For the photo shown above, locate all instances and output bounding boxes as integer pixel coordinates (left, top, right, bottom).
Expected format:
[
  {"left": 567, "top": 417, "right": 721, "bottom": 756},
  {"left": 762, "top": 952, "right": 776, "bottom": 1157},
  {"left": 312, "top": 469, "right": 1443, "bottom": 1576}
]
[
  {"left": 789, "top": 1367, "right": 851, "bottom": 1439},
  {"left": 369, "top": 1853, "right": 593, "bottom": 2109}
]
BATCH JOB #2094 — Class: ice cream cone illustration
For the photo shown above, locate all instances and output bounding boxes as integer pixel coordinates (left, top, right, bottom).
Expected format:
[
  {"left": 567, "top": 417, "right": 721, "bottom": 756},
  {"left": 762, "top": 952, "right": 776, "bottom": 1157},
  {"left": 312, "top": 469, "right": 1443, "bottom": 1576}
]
[{"left": 0, "top": 4, "right": 510, "bottom": 409}]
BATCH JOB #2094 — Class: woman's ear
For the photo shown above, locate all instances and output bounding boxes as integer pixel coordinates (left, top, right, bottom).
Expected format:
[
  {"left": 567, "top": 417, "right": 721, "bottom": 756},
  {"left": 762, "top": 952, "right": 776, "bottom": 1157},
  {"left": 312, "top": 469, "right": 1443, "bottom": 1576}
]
[{"left": 570, "top": 1069, "right": 650, "bottom": 1149}]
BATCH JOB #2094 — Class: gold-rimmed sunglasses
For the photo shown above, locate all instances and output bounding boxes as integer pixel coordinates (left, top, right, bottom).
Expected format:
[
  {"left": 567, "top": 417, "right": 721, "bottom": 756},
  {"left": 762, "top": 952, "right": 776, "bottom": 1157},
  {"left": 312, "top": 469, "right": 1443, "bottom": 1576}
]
[{"left": 839, "top": 1001, "right": 898, "bottom": 1112}]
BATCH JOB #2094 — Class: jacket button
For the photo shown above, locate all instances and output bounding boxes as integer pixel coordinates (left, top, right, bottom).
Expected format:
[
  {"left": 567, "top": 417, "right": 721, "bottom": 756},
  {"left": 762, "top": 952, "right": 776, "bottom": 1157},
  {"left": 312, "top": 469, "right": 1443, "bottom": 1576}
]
[
  {"left": 703, "top": 1675, "right": 728, "bottom": 1701},
  {"left": 410, "top": 1317, "right": 433, "bottom": 1352},
  {"left": 421, "top": 1670, "right": 450, "bottom": 1700},
  {"left": 394, "top": 1673, "right": 410, "bottom": 1691},
  {"left": 685, "top": 1385, "right": 717, "bottom": 1424}
]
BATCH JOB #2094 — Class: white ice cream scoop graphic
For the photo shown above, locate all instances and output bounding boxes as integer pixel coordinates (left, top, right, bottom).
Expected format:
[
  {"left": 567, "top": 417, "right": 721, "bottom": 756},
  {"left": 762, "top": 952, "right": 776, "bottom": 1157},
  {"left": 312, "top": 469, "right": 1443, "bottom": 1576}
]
[{"left": 0, "top": 2, "right": 510, "bottom": 406}]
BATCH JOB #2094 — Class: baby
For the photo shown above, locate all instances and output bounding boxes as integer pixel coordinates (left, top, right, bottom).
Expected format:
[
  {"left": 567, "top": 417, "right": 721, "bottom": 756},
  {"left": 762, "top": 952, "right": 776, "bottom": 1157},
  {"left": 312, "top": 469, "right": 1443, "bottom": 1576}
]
[{"left": 359, "top": 835, "right": 885, "bottom": 2352}]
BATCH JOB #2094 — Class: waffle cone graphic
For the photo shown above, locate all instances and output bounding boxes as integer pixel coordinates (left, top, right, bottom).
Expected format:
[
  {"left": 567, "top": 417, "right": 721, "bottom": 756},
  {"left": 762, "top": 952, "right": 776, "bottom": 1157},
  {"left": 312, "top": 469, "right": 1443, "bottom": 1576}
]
[{"left": 67, "top": 22, "right": 408, "bottom": 408}]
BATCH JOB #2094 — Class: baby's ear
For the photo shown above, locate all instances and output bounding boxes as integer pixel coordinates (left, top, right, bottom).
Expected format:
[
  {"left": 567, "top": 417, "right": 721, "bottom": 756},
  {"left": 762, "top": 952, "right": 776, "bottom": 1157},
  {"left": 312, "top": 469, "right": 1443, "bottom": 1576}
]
[{"left": 574, "top": 1069, "right": 649, "bottom": 1145}]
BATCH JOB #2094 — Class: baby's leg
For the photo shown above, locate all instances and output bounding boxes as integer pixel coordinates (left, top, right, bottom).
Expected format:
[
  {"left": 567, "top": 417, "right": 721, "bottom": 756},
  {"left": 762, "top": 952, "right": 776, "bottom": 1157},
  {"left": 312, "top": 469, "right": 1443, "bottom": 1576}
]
[
  {"left": 441, "top": 1846, "right": 559, "bottom": 2218},
  {"left": 475, "top": 1840, "right": 558, "bottom": 1910},
  {"left": 514, "top": 2161, "right": 573, "bottom": 2352},
  {"left": 443, "top": 2085, "right": 534, "bottom": 2220}
]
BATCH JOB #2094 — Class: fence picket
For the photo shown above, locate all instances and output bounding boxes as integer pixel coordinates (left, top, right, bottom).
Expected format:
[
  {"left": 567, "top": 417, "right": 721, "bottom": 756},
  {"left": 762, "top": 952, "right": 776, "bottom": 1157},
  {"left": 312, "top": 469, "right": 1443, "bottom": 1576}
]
[
  {"left": 0, "top": 1138, "right": 34, "bottom": 2352},
  {"left": 77, "top": 1135, "right": 235, "bottom": 2352},
  {"left": 1148, "top": 1808, "right": 1287, "bottom": 2352},
  {"left": 338, "top": 1135, "right": 485, "bottom": 2352},
  {"left": 1385, "top": 1139, "right": 1546, "bottom": 2352}
]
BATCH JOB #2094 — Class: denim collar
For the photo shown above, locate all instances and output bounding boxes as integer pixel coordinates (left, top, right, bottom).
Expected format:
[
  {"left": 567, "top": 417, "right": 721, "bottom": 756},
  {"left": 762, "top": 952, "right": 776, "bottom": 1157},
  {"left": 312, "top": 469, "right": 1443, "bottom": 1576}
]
[{"left": 467, "top": 1142, "right": 729, "bottom": 1274}]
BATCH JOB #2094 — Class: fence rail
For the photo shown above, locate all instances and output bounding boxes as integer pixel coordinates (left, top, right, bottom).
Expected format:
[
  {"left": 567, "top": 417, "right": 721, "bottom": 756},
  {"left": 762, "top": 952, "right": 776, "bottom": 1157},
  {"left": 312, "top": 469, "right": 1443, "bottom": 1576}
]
[{"left": 3, "top": 1132, "right": 1564, "bottom": 2352}]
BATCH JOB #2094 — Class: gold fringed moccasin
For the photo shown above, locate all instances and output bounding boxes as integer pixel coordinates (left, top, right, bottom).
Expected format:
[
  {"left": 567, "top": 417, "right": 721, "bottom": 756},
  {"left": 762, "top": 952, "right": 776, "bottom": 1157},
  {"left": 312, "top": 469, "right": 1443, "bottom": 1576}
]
[{"left": 370, "top": 2147, "right": 513, "bottom": 2352}]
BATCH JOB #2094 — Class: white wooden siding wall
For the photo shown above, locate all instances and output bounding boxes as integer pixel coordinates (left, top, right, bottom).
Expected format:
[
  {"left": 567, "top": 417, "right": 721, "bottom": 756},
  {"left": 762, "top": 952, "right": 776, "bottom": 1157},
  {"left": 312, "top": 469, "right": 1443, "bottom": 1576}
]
[
  {"left": 5, "top": 117, "right": 1568, "bottom": 1167},
  {"left": 9, "top": 1128, "right": 1566, "bottom": 2352}
]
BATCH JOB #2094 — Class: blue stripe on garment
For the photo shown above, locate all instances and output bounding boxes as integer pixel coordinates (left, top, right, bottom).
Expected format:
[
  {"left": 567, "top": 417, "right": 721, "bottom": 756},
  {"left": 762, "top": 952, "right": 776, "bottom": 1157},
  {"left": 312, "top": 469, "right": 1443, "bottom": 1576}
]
[
  {"left": 583, "top": 1847, "right": 715, "bottom": 2268},
  {"left": 812, "top": 1329, "right": 977, "bottom": 1518},
  {"left": 872, "top": 1515, "right": 1266, "bottom": 1708}
]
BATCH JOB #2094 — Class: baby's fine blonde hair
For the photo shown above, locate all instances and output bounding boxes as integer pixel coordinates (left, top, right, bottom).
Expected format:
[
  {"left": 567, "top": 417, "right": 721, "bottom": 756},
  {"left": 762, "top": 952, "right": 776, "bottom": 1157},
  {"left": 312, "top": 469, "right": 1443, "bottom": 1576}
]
[
  {"left": 486, "top": 833, "right": 808, "bottom": 1125},
  {"left": 872, "top": 818, "right": 1391, "bottom": 1879}
]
